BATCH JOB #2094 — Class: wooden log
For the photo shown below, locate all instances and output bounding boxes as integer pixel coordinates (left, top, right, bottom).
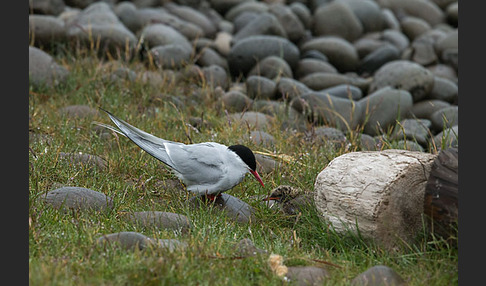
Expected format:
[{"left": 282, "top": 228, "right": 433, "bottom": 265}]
[
  {"left": 423, "top": 147, "right": 458, "bottom": 243},
  {"left": 314, "top": 149, "right": 437, "bottom": 250}
]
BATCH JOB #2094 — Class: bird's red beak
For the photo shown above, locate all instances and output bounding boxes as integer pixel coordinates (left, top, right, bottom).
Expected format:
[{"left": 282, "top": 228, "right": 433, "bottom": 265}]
[
  {"left": 261, "top": 196, "right": 277, "bottom": 201},
  {"left": 250, "top": 170, "right": 264, "bottom": 187}
]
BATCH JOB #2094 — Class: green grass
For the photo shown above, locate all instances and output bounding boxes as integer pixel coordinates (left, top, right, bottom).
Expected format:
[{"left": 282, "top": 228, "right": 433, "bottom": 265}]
[{"left": 29, "top": 50, "right": 458, "bottom": 285}]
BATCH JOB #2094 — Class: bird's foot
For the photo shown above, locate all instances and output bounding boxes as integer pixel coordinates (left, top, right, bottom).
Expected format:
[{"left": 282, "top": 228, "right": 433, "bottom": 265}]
[{"left": 205, "top": 193, "right": 222, "bottom": 201}]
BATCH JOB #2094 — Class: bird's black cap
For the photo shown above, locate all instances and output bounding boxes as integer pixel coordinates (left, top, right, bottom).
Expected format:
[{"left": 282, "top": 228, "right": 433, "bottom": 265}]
[{"left": 228, "top": 145, "right": 257, "bottom": 171}]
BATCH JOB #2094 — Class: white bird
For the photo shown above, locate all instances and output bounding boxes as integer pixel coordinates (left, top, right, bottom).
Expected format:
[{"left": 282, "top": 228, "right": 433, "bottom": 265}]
[{"left": 98, "top": 109, "right": 264, "bottom": 199}]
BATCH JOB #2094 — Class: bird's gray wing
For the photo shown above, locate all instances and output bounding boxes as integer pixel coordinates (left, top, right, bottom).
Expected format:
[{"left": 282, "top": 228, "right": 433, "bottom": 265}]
[
  {"left": 164, "top": 143, "right": 226, "bottom": 186},
  {"left": 101, "top": 109, "right": 182, "bottom": 171}
]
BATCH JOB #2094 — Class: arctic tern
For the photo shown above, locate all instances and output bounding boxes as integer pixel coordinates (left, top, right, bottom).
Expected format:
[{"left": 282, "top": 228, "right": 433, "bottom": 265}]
[{"left": 99, "top": 109, "right": 264, "bottom": 199}]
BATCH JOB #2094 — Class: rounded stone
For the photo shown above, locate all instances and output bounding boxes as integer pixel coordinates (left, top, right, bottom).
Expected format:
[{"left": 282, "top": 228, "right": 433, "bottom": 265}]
[
  {"left": 300, "top": 36, "right": 360, "bottom": 72},
  {"left": 246, "top": 76, "right": 277, "bottom": 100},
  {"left": 369, "top": 60, "right": 435, "bottom": 102},
  {"left": 313, "top": 1, "right": 363, "bottom": 42},
  {"left": 247, "top": 55, "right": 293, "bottom": 79},
  {"left": 42, "top": 186, "right": 113, "bottom": 212},
  {"left": 429, "top": 106, "right": 458, "bottom": 131},
  {"left": 222, "top": 90, "right": 253, "bottom": 112},
  {"left": 295, "top": 58, "right": 338, "bottom": 79},
  {"left": 141, "top": 24, "right": 191, "bottom": 51},
  {"left": 29, "top": 15, "right": 66, "bottom": 48},
  {"left": 29, "top": 46, "right": 69, "bottom": 89},
  {"left": 125, "top": 211, "right": 191, "bottom": 234},
  {"left": 358, "top": 44, "right": 400, "bottom": 75},
  {"left": 228, "top": 35, "right": 300, "bottom": 77},
  {"left": 351, "top": 265, "right": 406, "bottom": 286},
  {"left": 358, "top": 87, "right": 414, "bottom": 136}
]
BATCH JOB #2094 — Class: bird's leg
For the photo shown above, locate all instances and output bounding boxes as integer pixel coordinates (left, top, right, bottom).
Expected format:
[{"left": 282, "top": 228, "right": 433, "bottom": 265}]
[{"left": 205, "top": 193, "right": 222, "bottom": 201}]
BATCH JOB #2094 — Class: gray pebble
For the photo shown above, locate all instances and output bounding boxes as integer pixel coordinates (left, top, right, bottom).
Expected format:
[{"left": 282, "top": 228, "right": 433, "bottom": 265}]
[
  {"left": 228, "top": 111, "right": 272, "bottom": 130},
  {"left": 96, "top": 232, "right": 150, "bottom": 251},
  {"left": 247, "top": 56, "right": 293, "bottom": 79},
  {"left": 378, "top": 0, "right": 445, "bottom": 26},
  {"left": 409, "top": 99, "right": 451, "bottom": 120},
  {"left": 433, "top": 125, "right": 458, "bottom": 150},
  {"left": 430, "top": 106, "right": 458, "bottom": 131},
  {"left": 369, "top": 60, "right": 435, "bottom": 102},
  {"left": 391, "top": 118, "right": 432, "bottom": 146},
  {"left": 276, "top": 77, "right": 312, "bottom": 102},
  {"left": 400, "top": 16, "right": 431, "bottom": 41},
  {"left": 295, "top": 58, "right": 338, "bottom": 80},
  {"left": 300, "top": 36, "right": 360, "bottom": 72},
  {"left": 232, "top": 12, "right": 287, "bottom": 42},
  {"left": 313, "top": 1, "right": 363, "bottom": 42},
  {"left": 29, "top": 15, "right": 66, "bottom": 48},
  {"left": 268, "top": 3, "right": 306, "bottom": 43},
  {"left": 250, "top": 130, "right": 275, "bottom": 147},
  {"left": 235, "top": 238, "right": 267, "bottom": 257},
  {"left": 321, "top": 84, "right": 363, "bottom": 100},
  {"left": 359, "top": 87, "right": 413, "bottom": 136},
  {"left": 286, "top": 266, "right": 329, "bottom": 286},
  {"left": 350, "top": 265, "right": 406, "bottom": 286},
  {"left": 255, "top": 153, "right": 280, "bottom": 174},
  {"left": 140, "top": 24, "right": 192, "bottom": 51},
  {"left": 29, "top": 46, "right": 69, "bottom": 89},
  {"left": 149, "top": 44, "right": 192, "bottom": 70},
  {"left": 358, "top": 44, "right": 400, "bottom": 75},
  {"left": 42, "top": 186, "right": 113, "bottom": 213},
  {"left": 29, "top": 0, "right": 65, "bottom": 15},
  {"left": 202, "top": 65, "right": 229, "bottom": 90},
  {"left": 189, "top": 193, "right": 255, "bottom": 224},
  {"left": 222, "top": 90, "right": 253, "bottom": 112},
  {"left": 125, "top": 211, "right": 192, "bottom": 234},
  {"left": 164, "top": 3, "right": 217, "bottom": 38},
  {"left": 228, "top": 35, "right": 299, "bottom": 77},
  {"left": 428, "top": 77, "right": 458, "bottom": 103},
  {"left": 246, "top": 76, "right": 277, "bottom": 100},
  {"left": 299, "top": 72, "right": 370, "bottom": 93}
]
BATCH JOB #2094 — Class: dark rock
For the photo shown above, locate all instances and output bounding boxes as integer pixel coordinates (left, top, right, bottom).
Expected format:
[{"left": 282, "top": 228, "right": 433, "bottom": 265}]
[
  {"left": 235, "top": 238, "right": 267, "bottom": 257},
  {"left": 247, "top": 56, "right": 293, "bottom": 79},
  {"left": 268, "top": 3, "right": 306, "bottom": 43},
  {"left": 369, "top": 60, "right": 435, "bottom": 102},
  {"left": 149, "top": 44, "right": 192, "bottom": 70},
  {"left": 409, "top": 99, "right": 451, "bottom": 120},
  {"left": 202, "top": 65, "right": 229, "bottom": 90},
  {"left": 428, "top": 77, "right": 458, "bottom": 103},
  {"left": 42, "top": 186, "right": 113, "bottom": 212},
  {"left": 233, "top": 12, "right": 287, "bottom": 42},
  {"left": 246, "top": 76, "right": 277, "bottom": 100},
  {"left": 96, "top": 232, "right": 150, "bottom": 251},
  {"left": 320, "top": 84, "right": 363, "bottom": 101},
  {"left": 224, "top": 1, "right": 269, "bottom": 22},
  {"left": 289, "top": 2, "right": 312, "bottom": 30},
  {"left": 276, "top": 78, "right": 312, "bottom": 102},
  {"left": 427, "top": 64, "right": 457, "bottom": 83},
  {"left": 255, "top": 153, "right": 280, "bottom": 174},
  {"left": 300, "top": 36, "right": 360, "bottom": 72},
  {"left": 125, "top": 211, "right": 191, "bottom": 234},
  {"left": 433, "top": 125, "right": 458, "bottom": 150},
  {"left": 65, "top": 2, "right": 138, "bottom": 59},
  {"left": 250, "top": 130, "right": 275, "bottom": 147},
  {"left": 306, "top": 126, "right": 347, "bottom": 149},
  {"left": 358, "top": 44, "right": 400, "bottom": 75},
  {"left": 195, "top": 47, "right": 228, "bottom": 69},
  {"left": 393, "top": 140, "right": 425, "bottom": 152},
  {"left": 228, "top": 35, "right": 300, "bottom": 77},
  {"left": 141, "top": 24, "right": 192, "bottom": 51},
  {"left": 228, "top": 111, "right": 272, "bottom": 130},
  {"left": 376, "top": 0, "right": 445, "bottom": 26},
  {"left": 350, "top": 265, "right": 406, "bottom": 286},
  {"left": 29, "top": 46, "right": 69, "bottom": 89},
  {"left": 222, "top": 90, "right": 253, "bottom": 112},
  {"left": 429, "top": 106, "right": 458, "bottom": 131},
  {"left": 291, "top": 92, "right": 363, "bottom": 131},
  {"left": 189, "top": 193, "right": 255, "bottom": 224},
  {"left": 29, "top": 0, "right": 66, "bottom": 15},
  {"left": 29, "top": 15, "right": 66, "bottom": 48},
  {"left": 313, "top": 1, "right": 363, "bottom": 42},
  {"left": 381, "top": 29, "right": 410, "bottom": 53},
  {"left": 391, "top": 118, "right": 432, "bottom": 146},
  {"left": 359, "top": 87, "right": 413, "bottom": 136},
  {"left": 286, "top": 266, "right": 329, "bottom": 286},
  {"left": 252, "top": 100, "right": 287, "bottom": 117},
  {"left": 295, "top": 59, "right": 338, "bottom": 80},
  {"left": 340, "top": 0, "right": 387, "bottom": 33},
  {"left": 400, "top": 16, "right": 431, "bottom": 41},
  {"left": 299, "top": 72, "right": 370, "bottom": 93},
  {"left": 164, "top": 3, "right": 217, "bottom": 38}
]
